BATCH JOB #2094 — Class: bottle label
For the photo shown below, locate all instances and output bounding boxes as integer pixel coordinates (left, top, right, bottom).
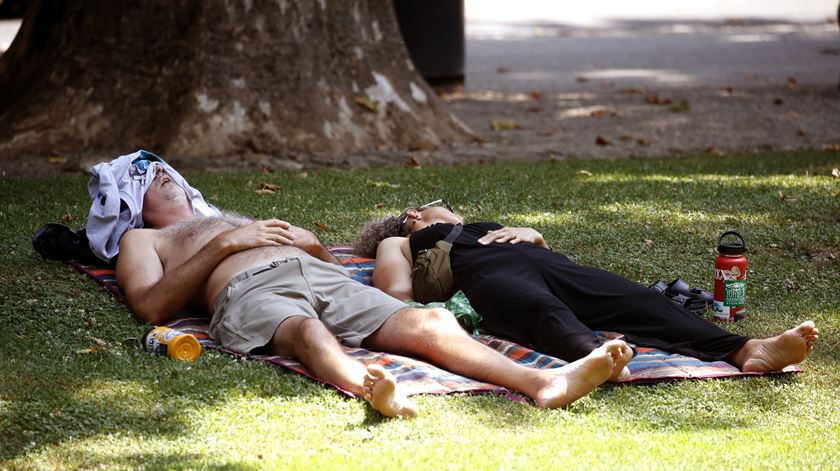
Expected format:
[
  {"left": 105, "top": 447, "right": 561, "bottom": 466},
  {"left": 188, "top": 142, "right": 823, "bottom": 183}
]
[{"left": 724, "top": 279, "right": 747, "bottom": 306}]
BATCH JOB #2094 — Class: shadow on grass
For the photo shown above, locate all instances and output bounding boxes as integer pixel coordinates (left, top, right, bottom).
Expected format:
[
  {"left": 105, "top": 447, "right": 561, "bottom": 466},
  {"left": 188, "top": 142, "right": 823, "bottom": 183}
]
[
  {"left": 0, "top": 266, "right": 328, "bottom": 465},
  {"left": 0, "top": 352, "right": 326, "bottom": 465}
]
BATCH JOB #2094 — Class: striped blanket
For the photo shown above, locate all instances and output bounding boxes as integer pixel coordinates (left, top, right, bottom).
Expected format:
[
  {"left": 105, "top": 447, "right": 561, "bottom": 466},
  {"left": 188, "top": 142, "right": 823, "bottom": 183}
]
[{"left": 69, "top": 246, "right": 798, "bottom": 402}]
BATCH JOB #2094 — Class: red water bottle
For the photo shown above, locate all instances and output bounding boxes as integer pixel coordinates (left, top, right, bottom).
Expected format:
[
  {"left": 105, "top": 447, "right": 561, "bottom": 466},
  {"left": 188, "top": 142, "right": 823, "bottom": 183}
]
[{"left": 713, "top": 231, "right": 748, "bottom": 322}]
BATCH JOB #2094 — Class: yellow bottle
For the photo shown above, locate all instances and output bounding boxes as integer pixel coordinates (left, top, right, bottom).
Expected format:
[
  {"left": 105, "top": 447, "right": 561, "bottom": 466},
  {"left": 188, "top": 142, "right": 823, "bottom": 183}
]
[{"left": 143, "top": 326, "right": 202, "bottom": 362}]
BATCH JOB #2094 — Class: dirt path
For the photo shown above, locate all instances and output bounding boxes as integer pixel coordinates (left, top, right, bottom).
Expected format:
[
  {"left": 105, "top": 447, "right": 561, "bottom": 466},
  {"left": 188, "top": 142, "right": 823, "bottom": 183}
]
[{"left": 434, "top": 82, "right": 840, "bottom": 165}]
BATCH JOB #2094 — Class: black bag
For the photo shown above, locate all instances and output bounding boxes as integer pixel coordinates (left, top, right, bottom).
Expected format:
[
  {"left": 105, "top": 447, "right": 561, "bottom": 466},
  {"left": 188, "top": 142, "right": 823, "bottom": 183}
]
[
  {"left": 32, "top": 223, "right": 102, "bottom": 264},
  {"left": 411, "top": 224, "right": 462, "bottom": 304}
]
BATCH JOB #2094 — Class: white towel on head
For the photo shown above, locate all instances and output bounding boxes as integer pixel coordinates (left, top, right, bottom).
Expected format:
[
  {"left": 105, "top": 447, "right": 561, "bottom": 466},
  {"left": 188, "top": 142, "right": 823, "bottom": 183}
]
[{"left": 86, "top": 150, "right": 221, "bottom": 262}]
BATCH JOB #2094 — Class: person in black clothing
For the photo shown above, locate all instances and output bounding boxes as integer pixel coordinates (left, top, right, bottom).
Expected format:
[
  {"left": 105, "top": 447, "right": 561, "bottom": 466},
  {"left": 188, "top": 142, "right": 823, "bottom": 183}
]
[{"left": 354, "top": 200, "right": 819, "bottom": 379}]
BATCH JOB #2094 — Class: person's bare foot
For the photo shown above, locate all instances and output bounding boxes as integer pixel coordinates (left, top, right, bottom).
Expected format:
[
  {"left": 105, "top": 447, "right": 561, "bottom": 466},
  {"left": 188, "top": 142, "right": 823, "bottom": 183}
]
[
  {"left": 738, "top": 321, "right": 819, "bottom": 372},
  {"left": 362, "top": 364, "right": 419, "bottom": 418},
  {"left": 607, "top": 342, "right": 634, "bottom": 382},
  {"left": 533, "top": 340, "right": 628, "bottom": 408}
]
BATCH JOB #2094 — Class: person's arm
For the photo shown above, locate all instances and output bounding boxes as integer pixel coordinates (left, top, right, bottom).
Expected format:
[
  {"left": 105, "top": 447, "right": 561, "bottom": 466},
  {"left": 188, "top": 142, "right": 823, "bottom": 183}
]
[
  {"left": 372, "top": 236, "right": 414, "bottom": 301},
  {"left": 116, "top": 219, "right": 295, "bottom": 325},
  {"left": 477, "top": 226, "right": 551, "bottom": 250}
]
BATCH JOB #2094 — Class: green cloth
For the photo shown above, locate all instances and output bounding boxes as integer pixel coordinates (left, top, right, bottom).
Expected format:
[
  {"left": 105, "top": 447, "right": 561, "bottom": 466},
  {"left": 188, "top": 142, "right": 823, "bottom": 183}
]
[{"left": 406, "top": 291, "right": 483, "bottom": 335}]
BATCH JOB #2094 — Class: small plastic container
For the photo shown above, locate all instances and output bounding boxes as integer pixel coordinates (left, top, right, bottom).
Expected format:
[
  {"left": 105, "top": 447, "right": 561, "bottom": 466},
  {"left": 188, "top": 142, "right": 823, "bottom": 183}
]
[{"left": 143, "top": 326, "right": 202, "bottom": 362}]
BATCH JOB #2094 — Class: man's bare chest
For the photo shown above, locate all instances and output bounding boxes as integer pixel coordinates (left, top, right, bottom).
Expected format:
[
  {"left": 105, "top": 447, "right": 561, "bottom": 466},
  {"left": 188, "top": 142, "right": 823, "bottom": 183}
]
[{"left": 157, "top": 217, "right": 241, "bottom": 268}]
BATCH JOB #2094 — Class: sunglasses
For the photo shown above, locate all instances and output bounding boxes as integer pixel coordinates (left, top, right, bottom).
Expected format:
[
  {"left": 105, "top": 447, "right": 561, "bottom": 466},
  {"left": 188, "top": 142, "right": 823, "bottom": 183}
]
[{"left": 398, "top": 199, "right": 453, "bottom": 232}]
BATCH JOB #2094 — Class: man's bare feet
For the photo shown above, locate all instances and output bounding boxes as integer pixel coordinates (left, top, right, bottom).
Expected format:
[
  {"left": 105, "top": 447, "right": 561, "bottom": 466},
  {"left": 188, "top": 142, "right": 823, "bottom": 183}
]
[
  {"left": 361, "top": 364, "right": 419, "bottom": 418},
  {"left": 736, "top": 321, "right": 819, "bottom": 372},
  {"left": 532, "top": 340, "right": 629, "bottom": 408},
  {"left": 607, "top": 342, "right": 634, "bottom": 382}
]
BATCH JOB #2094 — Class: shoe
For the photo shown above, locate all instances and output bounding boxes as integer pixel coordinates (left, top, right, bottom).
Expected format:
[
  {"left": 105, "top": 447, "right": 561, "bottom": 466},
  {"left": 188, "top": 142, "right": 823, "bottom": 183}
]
[{"left": 649, "top": 278, "right": 714, "bottom": 314}]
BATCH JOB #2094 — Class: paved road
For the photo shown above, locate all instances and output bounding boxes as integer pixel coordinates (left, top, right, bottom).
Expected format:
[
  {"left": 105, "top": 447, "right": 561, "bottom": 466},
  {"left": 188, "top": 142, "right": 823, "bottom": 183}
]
[
  {"left": 464, "top": 0, "right": 840, "bottom": 90},
  {"left": 466, "top": 23, "right": 839, "bottom": 91},
  {"left": 466, "top": 0, "right": 837, "bottom": 28}
]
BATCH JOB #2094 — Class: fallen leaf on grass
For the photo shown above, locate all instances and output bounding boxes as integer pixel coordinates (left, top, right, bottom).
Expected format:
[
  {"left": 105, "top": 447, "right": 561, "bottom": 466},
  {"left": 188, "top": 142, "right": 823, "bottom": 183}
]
[
  {"left": 405, "top": 156, "right": 422, "bottom": 168},
  {"left": 90, "top": 336, "right": 107, "bottom": 347},
  {"left": 259, "top": 182, "right": 282, "bottom": 191},
  {"left": 705, "top": 146, "right": 723, "bottom": 156},
  {"left": 366, "top": 179, "right": 400, "bottom": 189},
  {"left": 644, "top": 239, "right": 653, "bottom": 245},
  {"left": 75, "top": 348, "right": 103, "bottom": 354},
  {"left": 831, "top": 168, "right": 840, "bottom": 178},
  {"left": 313, "top": 221, "right": 330, "bottom": 232},
  {"left": 61, "top": 213, "right": 75, "bottom": 222},
  {"left": 669, "top": 100, "right": 691, "bottom": 113},
  {"left": 490, "top": 119, "right": 521, "bottom": 131},
  {"left": 254, "top": 182, "right": 282, "bottom": 195},
  {"left": 374, "top": 203, "right": 385, "bottom": 209},
  {"left": 576, "top": 170, "right": 593, "bottom": 176},
  {"left": 353, "top": 92, "right": 378, "bottom": 112},
  {"left": 777, "top": 191, "right": 797, "bottom": 202},
  {"left": 645, "top": 94, "right": 672, "bottom": 105},
  {"left": 785, "top": 278, "right": 799, "bottom": 293},
  {"left": 595, "top": 136, "right": 612, "bottom": 146}
]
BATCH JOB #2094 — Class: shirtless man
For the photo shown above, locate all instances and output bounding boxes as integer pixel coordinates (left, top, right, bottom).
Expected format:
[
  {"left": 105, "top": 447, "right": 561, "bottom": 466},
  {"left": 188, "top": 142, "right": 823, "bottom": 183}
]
[{"left": 115, "top": 168, "right": 635, "bottom": 418}]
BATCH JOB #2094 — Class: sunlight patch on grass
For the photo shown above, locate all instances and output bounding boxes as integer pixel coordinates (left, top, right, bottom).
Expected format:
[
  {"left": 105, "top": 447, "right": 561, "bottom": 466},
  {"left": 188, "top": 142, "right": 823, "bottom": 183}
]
[
  {"left": 594, "top": 201, "right": 776, "bottom": 226},
  {"left": 590, "top": 172, "right": 837, "bottom": 189},
  {"left": 506, "top": 211, "right": 583, "bottom": 227}
]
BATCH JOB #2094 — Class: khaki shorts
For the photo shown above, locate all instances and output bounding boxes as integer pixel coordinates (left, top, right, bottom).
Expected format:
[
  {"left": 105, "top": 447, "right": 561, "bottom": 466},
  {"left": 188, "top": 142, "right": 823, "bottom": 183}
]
[{"left": 209, "top": 257, "right": 406, "bottom": 354}]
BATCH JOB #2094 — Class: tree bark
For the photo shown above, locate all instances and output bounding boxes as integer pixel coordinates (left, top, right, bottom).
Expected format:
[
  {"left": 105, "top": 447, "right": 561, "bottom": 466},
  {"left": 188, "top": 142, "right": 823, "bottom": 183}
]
[{"left": 0, "top": 0, "right": 472, "bottom": 169}]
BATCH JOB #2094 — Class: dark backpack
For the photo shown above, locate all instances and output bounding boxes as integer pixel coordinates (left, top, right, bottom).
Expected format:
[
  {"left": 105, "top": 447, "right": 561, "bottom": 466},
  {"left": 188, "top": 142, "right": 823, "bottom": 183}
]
[{"left": 32, "top": 223, "right": 104, "bottom": 265}]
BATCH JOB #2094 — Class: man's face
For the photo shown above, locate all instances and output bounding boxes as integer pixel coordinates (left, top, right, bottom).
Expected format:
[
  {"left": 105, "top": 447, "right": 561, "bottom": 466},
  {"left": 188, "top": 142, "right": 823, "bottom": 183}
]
[{"left": 143, "top": 167, "right": 191, "bottom": 227}]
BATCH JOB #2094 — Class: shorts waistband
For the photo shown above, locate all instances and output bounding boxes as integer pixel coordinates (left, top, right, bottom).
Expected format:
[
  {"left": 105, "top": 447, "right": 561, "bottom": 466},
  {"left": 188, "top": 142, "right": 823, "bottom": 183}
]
[{"left": 212, "top": 258, "right": 300, "bottom": 310}]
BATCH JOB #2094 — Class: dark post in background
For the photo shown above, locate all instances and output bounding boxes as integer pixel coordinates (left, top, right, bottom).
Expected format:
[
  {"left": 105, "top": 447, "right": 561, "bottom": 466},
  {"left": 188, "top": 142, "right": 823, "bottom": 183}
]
[{"left": 393, "top": 0, "right": 465, "bottom": 91}]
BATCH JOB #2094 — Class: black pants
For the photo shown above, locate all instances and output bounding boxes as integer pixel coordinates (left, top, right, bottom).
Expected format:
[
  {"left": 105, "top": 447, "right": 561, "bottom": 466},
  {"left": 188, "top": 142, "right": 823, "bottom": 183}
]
[{"left": 461, "top": 250, "right": 750, "bottom": 363}]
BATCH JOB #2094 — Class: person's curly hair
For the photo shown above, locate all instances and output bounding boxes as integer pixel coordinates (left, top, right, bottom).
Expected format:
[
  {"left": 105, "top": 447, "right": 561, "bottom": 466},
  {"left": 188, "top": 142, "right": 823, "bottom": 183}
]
[{"left": 353, "top": 215, "right": 403, "bottom": 258}]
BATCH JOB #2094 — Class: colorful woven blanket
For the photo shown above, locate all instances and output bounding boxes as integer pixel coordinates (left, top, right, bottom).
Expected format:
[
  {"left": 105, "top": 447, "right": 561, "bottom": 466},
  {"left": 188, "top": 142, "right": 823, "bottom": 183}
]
[{"left": 69, "top": 246, "right": 798, "bottom": 402}]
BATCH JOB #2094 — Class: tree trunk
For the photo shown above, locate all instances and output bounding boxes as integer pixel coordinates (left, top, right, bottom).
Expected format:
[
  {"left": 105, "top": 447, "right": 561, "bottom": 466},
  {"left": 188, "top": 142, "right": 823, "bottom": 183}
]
[{"left": 0, "top": 0, "right": 472, "bottom": 170}]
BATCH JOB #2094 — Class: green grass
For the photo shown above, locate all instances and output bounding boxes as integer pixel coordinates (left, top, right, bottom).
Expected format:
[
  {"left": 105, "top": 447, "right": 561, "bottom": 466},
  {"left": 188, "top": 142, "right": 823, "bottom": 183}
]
[{"left": 1, "top": 151, "right": 838, "bottom": 469}]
